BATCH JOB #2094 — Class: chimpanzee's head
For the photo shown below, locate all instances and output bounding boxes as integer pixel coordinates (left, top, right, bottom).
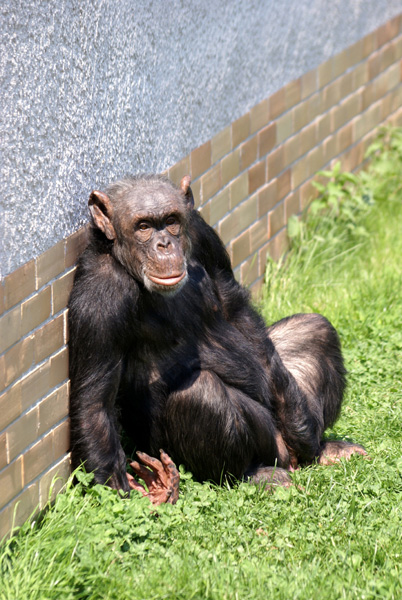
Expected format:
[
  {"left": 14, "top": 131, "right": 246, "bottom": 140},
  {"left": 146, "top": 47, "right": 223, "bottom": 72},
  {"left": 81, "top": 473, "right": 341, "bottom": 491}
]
[{"left": 88, "top": 175, "right": 194, "bottom": 296}]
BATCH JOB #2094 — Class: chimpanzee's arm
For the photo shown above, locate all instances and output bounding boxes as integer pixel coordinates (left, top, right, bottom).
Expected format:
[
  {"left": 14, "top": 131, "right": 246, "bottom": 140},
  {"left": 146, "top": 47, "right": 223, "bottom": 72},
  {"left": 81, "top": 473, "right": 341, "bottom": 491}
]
[{"left": 68, "top": 250, "right": 138, "bottom": 492}]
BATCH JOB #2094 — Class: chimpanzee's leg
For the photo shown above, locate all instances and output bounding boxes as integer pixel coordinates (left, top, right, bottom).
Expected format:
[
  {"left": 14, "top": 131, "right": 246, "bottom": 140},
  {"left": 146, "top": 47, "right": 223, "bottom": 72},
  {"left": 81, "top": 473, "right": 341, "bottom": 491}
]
[
  {"left": 155, "top": 370, "right": 291, "bottom": 485},
  {"left": 268, "top": 313, "right": 366, "bottom": 464}
]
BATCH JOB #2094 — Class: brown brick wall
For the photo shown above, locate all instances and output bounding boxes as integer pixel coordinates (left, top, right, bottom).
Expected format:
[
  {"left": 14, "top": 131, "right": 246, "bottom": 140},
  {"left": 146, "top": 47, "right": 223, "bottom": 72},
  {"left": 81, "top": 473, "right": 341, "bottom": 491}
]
[{"left": 1, "top": 14, "right": 402, "bottom": 539}]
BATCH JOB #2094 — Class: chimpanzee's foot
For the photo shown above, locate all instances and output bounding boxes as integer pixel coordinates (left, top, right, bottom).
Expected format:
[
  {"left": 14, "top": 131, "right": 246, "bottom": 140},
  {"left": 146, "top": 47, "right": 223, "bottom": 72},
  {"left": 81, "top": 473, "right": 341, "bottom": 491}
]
[
  {"left": 244, "top": 465, "right": 292, "bottom": 490},
  {"left": 317, "top": 440, "right": 368, "bottom": 465},
  {"left": 127, "top": 449, "right": 180, "bottom": 505}
]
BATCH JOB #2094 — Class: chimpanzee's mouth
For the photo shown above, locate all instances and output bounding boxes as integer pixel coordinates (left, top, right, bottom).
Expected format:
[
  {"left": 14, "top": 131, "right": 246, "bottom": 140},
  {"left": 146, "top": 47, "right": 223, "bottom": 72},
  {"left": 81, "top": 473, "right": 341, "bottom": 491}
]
[{"left": 147, "top": 271, "right": 187, "bottom": 287}]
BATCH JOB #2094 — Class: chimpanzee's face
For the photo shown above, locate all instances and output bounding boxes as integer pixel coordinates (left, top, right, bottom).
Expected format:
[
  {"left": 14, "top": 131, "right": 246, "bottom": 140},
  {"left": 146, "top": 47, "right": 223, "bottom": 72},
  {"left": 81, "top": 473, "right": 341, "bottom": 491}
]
[{"left": 89, "top": 179, "right": 192, "bottom": 297}]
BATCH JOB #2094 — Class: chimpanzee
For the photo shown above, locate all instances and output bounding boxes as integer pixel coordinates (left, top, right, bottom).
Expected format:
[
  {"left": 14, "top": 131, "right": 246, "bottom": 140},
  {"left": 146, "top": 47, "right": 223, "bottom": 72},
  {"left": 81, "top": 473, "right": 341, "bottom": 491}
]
[{"left": 68, "top": 174, "right": 366, "bottom": 505}]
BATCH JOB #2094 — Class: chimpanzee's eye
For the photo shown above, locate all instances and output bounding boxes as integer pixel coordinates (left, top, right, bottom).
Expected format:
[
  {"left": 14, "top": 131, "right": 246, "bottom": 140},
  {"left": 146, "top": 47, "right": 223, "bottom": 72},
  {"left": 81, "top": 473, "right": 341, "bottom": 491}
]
[
  {"left": 166, "top": 216, "right": 178, "bottom": 226},
  {"left": 138, "top": 222, "right": 150, "bottom": 231}
]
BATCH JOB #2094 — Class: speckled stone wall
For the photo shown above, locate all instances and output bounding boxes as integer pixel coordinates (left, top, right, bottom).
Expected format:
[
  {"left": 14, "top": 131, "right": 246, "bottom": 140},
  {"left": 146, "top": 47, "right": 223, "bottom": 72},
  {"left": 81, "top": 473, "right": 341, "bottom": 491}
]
[{"left": 1, "top": 0, "right": 402, "bottom": 277}]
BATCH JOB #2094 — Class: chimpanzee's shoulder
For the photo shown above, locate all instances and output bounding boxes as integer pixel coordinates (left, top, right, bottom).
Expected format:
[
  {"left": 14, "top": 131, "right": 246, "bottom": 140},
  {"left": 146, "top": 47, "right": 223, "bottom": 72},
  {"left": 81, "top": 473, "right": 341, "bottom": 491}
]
[{"left": 68, "top": 248, "right": 139, "bottom": 324}]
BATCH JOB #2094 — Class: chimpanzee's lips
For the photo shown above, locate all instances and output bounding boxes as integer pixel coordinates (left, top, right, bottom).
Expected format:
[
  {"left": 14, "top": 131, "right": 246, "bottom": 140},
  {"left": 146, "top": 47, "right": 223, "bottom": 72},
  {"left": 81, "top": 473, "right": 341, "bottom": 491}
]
[{"left": 147, "top": 271, "right": 186, "bottom": 287}]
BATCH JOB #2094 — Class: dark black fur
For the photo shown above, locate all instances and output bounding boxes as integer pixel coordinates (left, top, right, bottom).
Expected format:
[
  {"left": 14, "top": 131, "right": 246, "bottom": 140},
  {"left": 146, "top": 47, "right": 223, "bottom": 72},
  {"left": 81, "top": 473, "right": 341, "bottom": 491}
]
[{"left": 68, "top": 175, "right": 346, "bottom": 493}]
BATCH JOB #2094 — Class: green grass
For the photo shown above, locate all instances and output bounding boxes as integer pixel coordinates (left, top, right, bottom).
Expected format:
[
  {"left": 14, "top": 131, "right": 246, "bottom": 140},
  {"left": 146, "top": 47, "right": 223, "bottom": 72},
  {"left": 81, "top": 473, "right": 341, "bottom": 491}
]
[{"left": 1, "top": 128, "right": 402, "bottom": 600}]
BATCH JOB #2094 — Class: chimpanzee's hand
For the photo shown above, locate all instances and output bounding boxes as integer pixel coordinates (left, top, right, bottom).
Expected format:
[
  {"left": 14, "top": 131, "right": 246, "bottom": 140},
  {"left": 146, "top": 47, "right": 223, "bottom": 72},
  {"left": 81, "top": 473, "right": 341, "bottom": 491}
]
[{"left": 126, "top": 450, "right": 180, "bottom": 505}]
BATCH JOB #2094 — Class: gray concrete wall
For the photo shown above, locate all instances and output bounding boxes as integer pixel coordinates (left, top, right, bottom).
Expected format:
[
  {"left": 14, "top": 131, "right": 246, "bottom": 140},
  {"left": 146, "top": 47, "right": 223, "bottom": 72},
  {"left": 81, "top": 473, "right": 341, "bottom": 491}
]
[{"left": 1, "top": 0, "right": 401, "bottom": 277}]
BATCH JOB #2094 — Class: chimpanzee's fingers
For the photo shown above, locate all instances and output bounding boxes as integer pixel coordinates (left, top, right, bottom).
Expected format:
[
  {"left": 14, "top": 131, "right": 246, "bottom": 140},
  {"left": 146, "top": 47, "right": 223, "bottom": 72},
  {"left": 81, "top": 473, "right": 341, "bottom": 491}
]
[
  {"left": 133, "top": 453, "right": 169, "bottom": 487},
  {"left": 159, "top": 450, "right": 180, "bottom": 504},
  {"left": 126, "top": 472, "right": 147, "bottom": 495},
  {"left": 159, "top": 449, "right": 180, "bottom": 502}
]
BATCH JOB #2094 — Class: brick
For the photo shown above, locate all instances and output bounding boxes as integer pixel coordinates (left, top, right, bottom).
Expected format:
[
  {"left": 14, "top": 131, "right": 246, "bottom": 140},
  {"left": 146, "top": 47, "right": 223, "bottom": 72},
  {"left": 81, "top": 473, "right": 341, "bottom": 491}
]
[
  {"left": 49, "top": 348, "right": 69, "bottom": 389},
  {"left": 2, "top": 336, "right": 34, "bottom": 390},
  {"left": 336, "top": 123, "right": 353, "bottom": 153},
  {"left": 333, "top": 47, "right": 351, "bottom": 79},
  {"left": 368, "top": 51, "right": 382, "bottom": 80},
  {"left": 284, "top": 135, "right": 300, "bottom": 165},
  {"left": 307, "top": 147, "right": 325, "bottom": 178},
  {"left": 269, "top": 88, "right": 286, "bottom": 120},
  {"left": 221, "top": 149, "right": 240, "bottom": 187},
  {"left": 210, "top": 188, "right": 231, "bottom": 226},
  {"left": 39, "top": 455, "right": 70, "bottom": 509},
  {"left": 240, "top": 254, "right": 259, "bottom": 287},
  {"left": 258, "top": 180, "right": 277, "bottom": 217},
  {"left": 191, "top": 178, "right": 202, "bottom": 209},
  {"left": 318, "top": 58, "right": 333, "bottom": 89},
  {"left": 199, "top": 202, "right": 210, "bottom": 225},
  {"left": 293, "top": 101, "right": 310, "bottom": 132},
  {"left": 362, "top": 32, "right": 376, "bottom": 58},
  {"left": 339, "top": 71, "right": 354, "bottom": 99},
  {"left": 0, "top": 381, "right": 22, "bottom": 431},
  {"left": 231, "top": 230, "right": 251, "bottom": 268},
  {"left": 292, "top": 157, "right": 308, "bottom": 189},
  {"left": 269, "top": 202, "right": 285, "bottom": 238},
  {"left": 299, "top": 123, "right": 317, "bottom": 156},
  {"left": 285, "top": 190, "right": 301, "bottom": 221},
  {"left": 301, "top": 69, "right": 317, "bottom": 100},
  {"left": 308, "top": 92, "right": 321, "bottom": 122},
  {"left": 219, "top": 195, "right": 258, "bottom": 245},
  {"left": 38, "top": 383, "right": 69, "bottom": 436},
  {"left": 380, "top": 43, "right": 396, "bottom": 72},
  {"left": 9, "top": 482, "right": 39, "bottom": 531},
  {"left": 21, "top": 361, "right": 51, "bottom": 412},
  {"left": 300, "top": 180, "right": 318, "bottom": 210},
  {"left": 0, "top": 504, "right": 12, "bottom": 542},
  {"left": 0, "top": 433, "right": 7, "bottom": 470},
  {"left": 211, "top": 126, "right": 231, "bottom": 164},
  {"left": 285, "top": 78, "right": 301, "bottom": 110},
  {"left": 353, "top": 62, "right": 369, "bottom": 90},
  {"left": 0, "top": 283, "right": 4, "bottom": 316},
  {"left": 268, "top": 228, "right": 289, "bottom": 262},
  {"left": 267, "top": 146, "right": 285, "bottom": 179},
  {"left": 258, "top": 242, "right": 271, "bottom": 277},
  {"left": 6, "top": 407, "right": 38, "bottom": 462},
  {"left": 348, "top": 39, "right": 365, "bottom": 66},
  {"left": 321, "top": 79, "right": 341, "bottom": 113},
  {"left": 65, "top": 227, "right": 88, "bottom": 269},
  {"left": 258, "top": 123, "right": 276, "bottom": 158},
  {"left": 385, "top": 62, "right": 401, "bottom": 92},
  {"left": 190, "top": 141, "right": 211, "bottom": 180},
  {"left": 36, "top": 241, "right": 65, "bottom": 290},
  {"left": 52, "top": 268, "right": 75, "bottom": 315},
  {"left": 52, "top": 419, "right": 70, "bottom": 460},
  {"left": 0, "top": 457, "right": 23, "bottom": 510},
  {"left": 317, "top": 113, "right": 331, "bottom": 142},
  {"left": 248, "top": 160, "right": 266, "bottom": 194},
  {"left": 250, "top": 216, "right": 269, "bottom": 254},
  {"left": 23, "top": 432, "right": 54, "bottom": 485},
  {"left": 232, "top": 113, "right": 250, "bottom": 148},
  {"left": 240, "top": 136, "right": 258, "bottom": 170},
  {"left": 21, "top": 286, "right": 51, "bottom": 337},
  {"left": 276, "top": 111, "right": 293, "bottom": 143},
  {"left": 4, "top": 260, "right": 36, "bottom": 311},
  {"left": 168, "top": 156, "right": 191, "bottom": 188},
  {"left": 201, "top": 163, "right": 221, "bottom": 202},
  {"left": 377, "top": 19, "right": 400, "bottom": 48},
  {"left": 277, "top": 169, "right": 291, "bottom": 201},
  {"left": 0, "top": 305, "right": 21, "bottom": 355},
  {"left": 250, "top": 98, "right": 270, "bottom": 134},
  {"left": 34, "top": 313, "right": 65, "bottom": 364},
  {"left": 323, "top": 136, "right": 337, "bottom": 164},
  {"left": 229, "top": 172, "right": 249, "bottom": 209}
]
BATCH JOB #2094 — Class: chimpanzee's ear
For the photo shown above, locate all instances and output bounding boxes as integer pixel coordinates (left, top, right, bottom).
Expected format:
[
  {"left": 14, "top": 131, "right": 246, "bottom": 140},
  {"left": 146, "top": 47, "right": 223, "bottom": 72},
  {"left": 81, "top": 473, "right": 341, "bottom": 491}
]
[
  {"left": 88, "top": 190, "right": 116, "bottom": 240},
  {"left": 180, "top": 175, "right": 195, "bottom": 210}
]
